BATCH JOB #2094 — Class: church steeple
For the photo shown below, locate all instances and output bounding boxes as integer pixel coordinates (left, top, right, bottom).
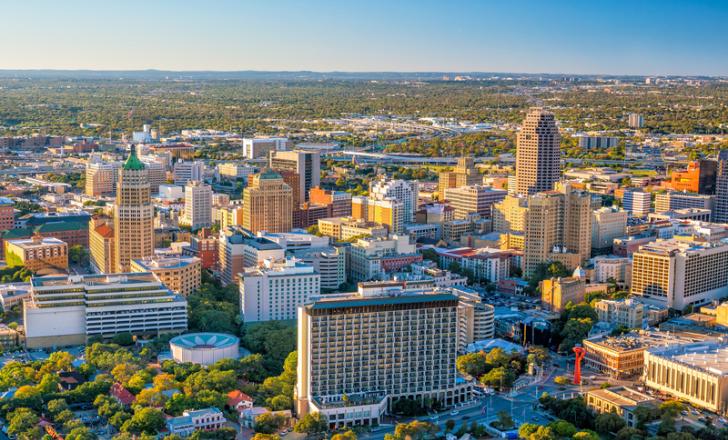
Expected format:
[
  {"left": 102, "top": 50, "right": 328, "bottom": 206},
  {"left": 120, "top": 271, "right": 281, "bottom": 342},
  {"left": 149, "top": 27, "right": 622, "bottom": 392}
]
[{"left": 123, "top": 144, "right": 145, "bottom": 171}]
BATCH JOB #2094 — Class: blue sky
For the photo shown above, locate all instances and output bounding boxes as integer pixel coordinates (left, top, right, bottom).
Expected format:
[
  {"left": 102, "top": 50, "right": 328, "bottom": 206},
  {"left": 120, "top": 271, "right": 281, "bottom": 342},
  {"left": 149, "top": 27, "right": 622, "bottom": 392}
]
[{"left": 2, "top": 0, "right": 728, "bottom": 75}]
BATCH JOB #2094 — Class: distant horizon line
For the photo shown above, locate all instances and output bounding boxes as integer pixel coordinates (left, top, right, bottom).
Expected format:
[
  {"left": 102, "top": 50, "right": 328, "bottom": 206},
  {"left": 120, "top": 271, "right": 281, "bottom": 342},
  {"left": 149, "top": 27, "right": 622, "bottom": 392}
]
[{"left": 0, "top": 68, "right": 724, "bottom": 78}]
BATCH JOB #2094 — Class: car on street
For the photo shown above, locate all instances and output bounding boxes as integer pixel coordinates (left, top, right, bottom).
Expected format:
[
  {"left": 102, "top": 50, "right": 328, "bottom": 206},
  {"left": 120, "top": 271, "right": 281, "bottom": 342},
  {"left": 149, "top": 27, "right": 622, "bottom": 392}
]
[{"left": 450, "top": 410, "right": 459, "bottom": 416}]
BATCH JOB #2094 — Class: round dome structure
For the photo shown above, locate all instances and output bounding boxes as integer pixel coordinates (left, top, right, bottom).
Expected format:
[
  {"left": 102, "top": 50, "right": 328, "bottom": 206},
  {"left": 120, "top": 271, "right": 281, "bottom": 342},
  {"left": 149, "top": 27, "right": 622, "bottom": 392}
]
[{"left": 169, "top": 332, "right": 240, "bottom": 366}]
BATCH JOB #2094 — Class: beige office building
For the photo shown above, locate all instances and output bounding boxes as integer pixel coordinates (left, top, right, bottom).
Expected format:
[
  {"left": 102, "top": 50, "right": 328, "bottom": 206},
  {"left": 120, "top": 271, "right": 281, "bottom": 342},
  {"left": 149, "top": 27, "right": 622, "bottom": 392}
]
[
  {"left": 114, "top": 146, "right": 155, "bottom": 272},
  {"left": 131, "top": 255, "right": 202, "bottom": 296},
  {"left": 540, "top": 277, "right": 585, "bottom": 312},
  {"left": 85, "top": 157, "right": 120, "bottom": 197},
  {"left": 492, "top": 195, "right": 528, "bottom": 234},
  {"left": 631, "top": 239, "right": 728, "bottom": 310},
  {"left": 242, "top": 169, "right": 293, "bottom": 234},
  {"left": 444, "top": 185, "right": 506, "bottom": 220},
  {"left": 269, "top": 150, "right": 321, "bottom": 203},
  {"left": 592, "top": 207, "right": 628, "bottom": 250},
  {"left": 438, "top": 157, "right": 481, "bottom": 197},
  {"left": 644, "top": 342, "right": 728, "bottom": 415},
  {"left": 515, "top": 108, "right": 561, "bottom": 196},
  {"left": 296, "top": 292, "right": 469, "bottom": 428},
  {"left": 523, "top": 186, "right": 592, "bottom": 276}
]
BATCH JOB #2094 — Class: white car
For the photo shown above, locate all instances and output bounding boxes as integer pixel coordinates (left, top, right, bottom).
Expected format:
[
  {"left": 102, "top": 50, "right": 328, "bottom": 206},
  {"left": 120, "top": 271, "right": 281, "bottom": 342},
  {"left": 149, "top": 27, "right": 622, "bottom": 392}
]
[{"left": 450, "top": 410, "right": 459, "bottom": 416}]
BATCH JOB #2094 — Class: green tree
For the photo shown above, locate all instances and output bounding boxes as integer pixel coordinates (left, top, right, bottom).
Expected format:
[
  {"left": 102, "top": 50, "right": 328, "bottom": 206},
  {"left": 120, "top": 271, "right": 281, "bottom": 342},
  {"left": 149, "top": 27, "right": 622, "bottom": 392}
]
[
  {"left": 385, "top": 421, "right": 439, "bottom": 440},
  {"left": 523, "top": 426, "right": 556, "bottom": 440},
  {"left": 254, "top": 413, "right": 288, "bottom": 434},
  {"left": 559, "top": 318, "right": 593, "bottom": 352},
  {"left": 659, "top": 400, "right": 683, "bottom": 417},
  {"left": 657, "top": 414, "right": 676, "bottom": 436},
  {"left": 242, "top": 321, "right": 296, "bottom": 374},
  {"left": 7, "top": 408, "right": 40, "bottom": 438},
  {"left": 122, "top": 407, "right": 166, "bottom": 435},
  {"left": 331, "top": 431, "right": 357, "bottom": 440},
  {"left": 240, "top": 353, "right": 268, "bottom": 383},
  {"left": 615, "top": 427, "right": 644, "bottom": 440},
  {"left": 572, "top": 430, "right": 600, "bottom": 440},
  {"left": 47, "top": 398, "right": 69, "bottom": 418},
  {"left": 251, "top": 435, "right": 280, "bottom": 440},
  {"left": 456, "top": 352, "right": 488, "bottom": 377},
  {"left": 549, "top": 420, "right": 577, "bottom": 438},
  {"left": 631, "top": 405, "right": 659, "bottom": 429},
  {"left": 112, "top": 332, "right": 134, "bottom": 346},
  {"left": 293, "top": 412, "right": 328, "bottom": 435},
  {"left": 566, "top": 304, "right": 598, "bottom": 322},
  {"left": 480, "top": 366, "right": 515, "bottom": 391},
  {"left": 594, "top": 413, "right": 626, "bottom": 434},
  {"left": 66, "top": 426, "right": 98, "bottom": 440},
  {"left": 494, "top": 410, "right": 515, "bottom": 430},
  {"left": 485, "top": 347, "right": 512, "bottom": 368},
  {"left": 69, "top": 245, "right": 90, "bottom": 267}
]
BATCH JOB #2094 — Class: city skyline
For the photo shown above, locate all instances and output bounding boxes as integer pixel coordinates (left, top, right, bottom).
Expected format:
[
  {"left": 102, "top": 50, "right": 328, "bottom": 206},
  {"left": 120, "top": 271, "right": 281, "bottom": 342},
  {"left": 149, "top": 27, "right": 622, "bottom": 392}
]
[{"left": 2, "top": 0, "right": 728, "bottom": 75}]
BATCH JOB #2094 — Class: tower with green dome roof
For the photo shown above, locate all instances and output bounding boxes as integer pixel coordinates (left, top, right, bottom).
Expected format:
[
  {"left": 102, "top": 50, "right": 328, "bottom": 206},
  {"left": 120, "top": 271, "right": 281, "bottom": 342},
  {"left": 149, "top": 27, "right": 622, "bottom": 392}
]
[
  {"left": 123, "top": 144, "right": 145, "bottom": 171},
  {"left": 114, "top": 144, "right": 154, "bottom": 272}
]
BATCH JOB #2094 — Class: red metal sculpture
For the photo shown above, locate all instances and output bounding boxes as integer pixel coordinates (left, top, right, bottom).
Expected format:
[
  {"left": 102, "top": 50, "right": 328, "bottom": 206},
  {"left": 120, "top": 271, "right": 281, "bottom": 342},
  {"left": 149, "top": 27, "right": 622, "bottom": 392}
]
[{"left": 573, "top": 345, "right": 586, "bottom": 385}]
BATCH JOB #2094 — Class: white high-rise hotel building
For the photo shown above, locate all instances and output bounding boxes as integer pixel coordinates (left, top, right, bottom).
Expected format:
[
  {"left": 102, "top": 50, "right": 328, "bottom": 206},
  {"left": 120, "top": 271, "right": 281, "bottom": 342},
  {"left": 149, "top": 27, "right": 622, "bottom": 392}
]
[
  {"left": 296, "top": 291, "right": 470, "bottom": 429},
  {"left": 239, "top": 258, "right": 320, "bottom": 322}
]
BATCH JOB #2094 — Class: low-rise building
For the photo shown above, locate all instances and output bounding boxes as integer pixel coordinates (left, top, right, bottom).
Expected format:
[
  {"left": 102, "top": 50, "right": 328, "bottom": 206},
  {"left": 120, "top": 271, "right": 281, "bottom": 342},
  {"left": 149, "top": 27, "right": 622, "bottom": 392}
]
[
  {"left": 5, "top": 235, "right": 68, "bottom": 273},
  {"left": 434, "top": 247, "right": 513, "bottom": 283},
  {"left": 644, "top": 342, "right": 728, "bottom": 415},
  {"left": 585, "top": 387, "right": 658, "bottom": 428},
  {"left": 583, "top": 331, "right": 712, "bottom": 379},
  {"left": 317, "top": 217, "right": 388, "bottom": 241},
  {"left": 24, "top": 273, "right": 187, "bottom": 348},
  {"left": 595, "top": 299, "right": 644, "bottom": 329},
  {"left": 166, "top": 408, "right": 226, "bottom": 437},
  {"left": 0, "top": 283, "right": 31, "bottom": 311}
]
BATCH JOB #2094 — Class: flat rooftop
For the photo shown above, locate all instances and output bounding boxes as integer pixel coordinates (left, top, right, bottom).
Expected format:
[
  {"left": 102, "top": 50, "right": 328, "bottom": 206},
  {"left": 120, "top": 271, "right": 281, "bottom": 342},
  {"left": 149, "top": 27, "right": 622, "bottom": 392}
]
[
  {"left": 649, "top": 342, "right": 728, "bottom": 376},
  {"left": 588, "top": 387, "right": 655, "bottom": 407},
  {"left": 586, "top": 331, "right": 713, "bottom": 352},
  {"left": 32, "top": 272, "right": 159, "bottom": 288},
  {"left": 132, "top": 256, "right": 200, "bottom": 270},
  {"left": 309, "top": 292, "right": 458, "bottom": 311},
  {"left": 6, "top": 236, "right": 66, "bottom": 248}
]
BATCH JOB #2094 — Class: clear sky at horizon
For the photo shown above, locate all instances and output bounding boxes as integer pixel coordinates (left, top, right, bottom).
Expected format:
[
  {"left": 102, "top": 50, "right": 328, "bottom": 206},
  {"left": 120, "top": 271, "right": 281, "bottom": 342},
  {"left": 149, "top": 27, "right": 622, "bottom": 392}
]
[{"left": 3, "top": 0, "right": 728, "bottom": 75}]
